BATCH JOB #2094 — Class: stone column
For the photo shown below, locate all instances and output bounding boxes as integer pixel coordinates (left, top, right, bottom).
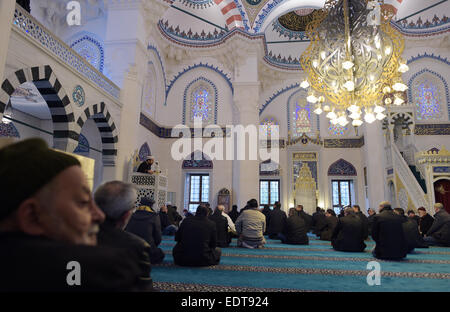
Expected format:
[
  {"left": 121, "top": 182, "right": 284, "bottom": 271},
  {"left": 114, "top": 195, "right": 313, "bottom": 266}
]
[
  {"left": 364, "top": 121, "right": 387, "bottom": 209},
  {"left": 232, "top": 81, "right": 260, "bottom": 209},
  {"left": 0, "top": 1, "right": 15, "bottom": 82}
]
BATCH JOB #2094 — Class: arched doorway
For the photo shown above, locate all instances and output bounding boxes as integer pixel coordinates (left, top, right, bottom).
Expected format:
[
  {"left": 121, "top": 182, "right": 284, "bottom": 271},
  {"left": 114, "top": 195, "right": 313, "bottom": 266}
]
[{"left": 434, "top": 179, "right": 450, "bottom": 214}]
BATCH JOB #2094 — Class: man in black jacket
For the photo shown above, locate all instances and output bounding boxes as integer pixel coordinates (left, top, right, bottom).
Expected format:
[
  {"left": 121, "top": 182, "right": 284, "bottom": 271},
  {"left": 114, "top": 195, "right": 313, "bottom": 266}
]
[
  {"left": 95, "top": 181, "right": 155, "bottom": 288},
  {"left": 418, "top": 207, "right": 434, "bottom": 236},
  {"left": 261, "top": 205, "right": 272, "bottom": 234},
  {"left": 394, "top": 208, "right": 428, "bottom": 253},
  {"left": 424, "top": 203, "right": 450, "bottom": 246},
  {"left": 159, "top": 205, "right": 178, "bottom": 235},
  {"left": 312, "top": 207, "right": 327, "bottom": 236},
  {"left": 353, "top": 205, "right": 369, "bottom": 239},
  {"left": 125, "top": 197, "right": 165, "bottom": 264},
  {"left": 281, "top": 208, "right": 308, "bottom": 245},
  {"left": 173, "top": 205, "right": 221, "bottom": 266},
  {"left": 267, "top": 202, "right": 287, "bottom": 239},
  {"left": 0, "top": 138, "right": 145, "bottom": 291},
  {"left": 407, "top": 210, "right": 420, "bottom": 224},
  {"left": 367, "top": 208, "right": 376, "bottom": 236},
  {"left": 228, "top": 205, "right": 240, "bottom": 223},
  {"left": 372, "top": 202, "right": 408, "bottom": 260},
  {"left": 320, "top": 209, "right": 338, "bottom": 241},
  {"left": 209, "top": 206, "right": 230, "bottom": 247},
  {"left": 331, "top": 207, "right": 366, "bottom": 252},
  {"left": 295, "top": 205, "right": 313, "bottom": 232}
]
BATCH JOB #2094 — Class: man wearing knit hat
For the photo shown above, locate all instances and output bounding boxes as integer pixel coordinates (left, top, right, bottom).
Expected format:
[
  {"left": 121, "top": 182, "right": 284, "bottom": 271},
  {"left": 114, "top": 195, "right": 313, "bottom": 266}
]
[{"left": 0, "top": 138, "right": 148, "bottom": 291}]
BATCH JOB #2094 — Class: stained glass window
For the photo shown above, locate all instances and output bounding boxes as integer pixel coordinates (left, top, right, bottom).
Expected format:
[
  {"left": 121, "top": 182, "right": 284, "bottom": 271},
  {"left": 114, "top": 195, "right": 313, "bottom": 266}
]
[
  {"left": 415, "top": 79, "right": 441, "bottom": 120},
  {"left": 293, "top": 102, "right": 311, "bottom": 135},
  {"left": 190, "top": 85, "right": 213, "bottom": 124},
  {"left": 328, "top": 122, "right": 347, "bottom": 136},
  {"left": 260, "top": 118, "right": 278, "bottom": 137}
]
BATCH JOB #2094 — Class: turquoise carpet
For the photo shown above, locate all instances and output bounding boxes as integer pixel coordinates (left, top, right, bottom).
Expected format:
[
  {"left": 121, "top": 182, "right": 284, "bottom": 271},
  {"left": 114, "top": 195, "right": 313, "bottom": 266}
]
[{"left": 152, "top": 234, "right": 450, "bottom": 292}]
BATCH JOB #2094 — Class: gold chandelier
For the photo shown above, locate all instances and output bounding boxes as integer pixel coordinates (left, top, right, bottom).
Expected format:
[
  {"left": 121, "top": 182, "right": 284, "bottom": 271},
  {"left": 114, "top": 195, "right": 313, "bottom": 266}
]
[{"left": 300, "top": 0, "right": 409, "bottom": 127}]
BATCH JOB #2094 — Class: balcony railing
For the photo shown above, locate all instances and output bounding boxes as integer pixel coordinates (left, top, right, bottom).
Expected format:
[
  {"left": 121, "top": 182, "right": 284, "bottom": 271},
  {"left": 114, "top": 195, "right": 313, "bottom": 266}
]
[{"left": 12, "top": 5, "right": 120, "bottom": 100}]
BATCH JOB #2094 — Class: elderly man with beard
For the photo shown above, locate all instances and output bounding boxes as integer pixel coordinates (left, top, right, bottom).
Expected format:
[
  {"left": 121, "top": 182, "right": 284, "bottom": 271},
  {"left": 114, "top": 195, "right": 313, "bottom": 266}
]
[{"left": 0, "top": 139, "right": 145, "bottom": 291}]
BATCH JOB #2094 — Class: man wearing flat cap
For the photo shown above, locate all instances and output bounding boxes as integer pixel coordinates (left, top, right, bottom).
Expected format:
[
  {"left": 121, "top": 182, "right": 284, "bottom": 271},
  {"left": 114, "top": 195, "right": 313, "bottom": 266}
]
[
  {"left": 137, "top": 155, "right": 157, "bottom": 174},
  {"left": 0, "top": 138, "right": 150, "bottom": 291}
]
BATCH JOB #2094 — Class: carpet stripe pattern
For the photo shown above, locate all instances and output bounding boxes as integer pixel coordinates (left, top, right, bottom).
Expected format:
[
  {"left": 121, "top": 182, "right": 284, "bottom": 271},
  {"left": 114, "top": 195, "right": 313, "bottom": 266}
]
[{"left": 152, "top": 235, "right": 450, "bottom": 292}]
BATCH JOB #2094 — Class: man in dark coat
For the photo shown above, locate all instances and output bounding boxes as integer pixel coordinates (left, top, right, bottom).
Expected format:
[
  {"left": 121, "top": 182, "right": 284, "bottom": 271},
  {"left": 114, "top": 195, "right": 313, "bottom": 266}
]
[
  {"left": 95, "top": 181, "right": 155, "bottom": 288},
  {"left": 167, "top": 204, "right": 183, "bottom": 227},
  {"left": 367, "top": 208, "right": 377, "bottom": 236},
  {"left": 173, "top": 205, "right": 221, "bottom": 266},
  {"left": 137, "top": 156, "right": 156, "bottom": 174},
  {"left": 372, "top": 202, "right": 408, "bottom": 260},
  {"left": 228, "top": 205, "right": 240, "bottom": 223},
  {"left": 209, "top": 206, "right": 230, "bottom": 247},
  {"left": 267, "top": 202, "right": 287, "bottom": 239},
  {"left": 320, "top": 209, "right": 338, "bottom": 241},
  {"left": 0, "top": 138, "right": 146, "bottom": 291},
  {"left": 125, "top": 197, "right": 165, "bottom": 264},
  {"left": 281, "top": 208, "right": 308, "bottom": 245},
  {"left": 295, "top": 205, "right": 313, "bottom": 232},
  {"left": 261, "top": 204, "right": 272, "bottom": 234},
  {"left": 353, "top": 205, "right": 369, "bottom": 239},
  {"left": 159, "top": 205, "right": 178, "bottom": 235},
  {"left": 424, "top": 203, "right": 450, "bottom": 247},
  {"left": 418, "top": 207, "right": 434, "bottom": 236},
  {"left": 393, "top": 208, "right": 428, "bottom": 253},
  {"left": 407, "top": 210, "right": 420, "bottom": 224},
  {"left": 331, "top": 207, "right": 367, "bottom": 252},
  {"left": 312, "top": 207, "right": 327, "bottom": 236}
]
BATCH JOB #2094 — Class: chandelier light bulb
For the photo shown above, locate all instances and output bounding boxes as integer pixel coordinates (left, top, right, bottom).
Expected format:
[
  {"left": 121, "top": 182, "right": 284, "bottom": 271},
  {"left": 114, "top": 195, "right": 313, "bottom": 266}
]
[
  {"left": 394, "top": 96, "right": 404, "bottom": 105},
  {"left": 349, "top": 111, "right": 361, "bottom": 120},
  {"left": 323, "top": 104, "right": 331, "bottom": 112},
  {"left": 376, "top": 112, "right": 387, "bottom": 120},
  {"left": 352, "top": 119, "right": 363, "bottom": 127},
  {"left": 343, "top": 80, "right": 355, "bottom": 91},
  {"left": 314, "top": 106, "right": 323, "bottom": 115},
  {"left": 330, "top": 118, "right": 339, "bottom": 125},
  {"left": 326, "top": 110, "right": 337, "bottom": 120},
  {"left": 307, "top": 94, "right": 318, "bottom": 103},
  {"left": 300, "top": 79, "right": 310, "bottom": 89},
  {"left": 384, "top": 97, "right": 392, "bottom": 105},
  {"left": 342, "top": 60, "right": 354, "bottom": 70},
  {"left": 364, "top": 112, "right": 376, "bottom": 124},
  {"left": 383, "top": 86, "right": 392, "bottom": 94},
  {"left": 338, "top": 116, "right": 349, "bottom": 127},
  {"left": 318, "top": 95, "right": 325, "bottom": 103},
  {"left": 385, "top": 46, "right": 392, "bottom": 55},
  {"left": 320, "top": 51, "right": 326, "bottom": 60},
  {"left": 348, "top": 104, "right": 359, "bottom": 113},
  {"left": 392, "top": 82, "right": 408, "bottom": 92},
  {"left": 374, "top": 105, "right": 385, "bottom": 114},
  {"left": 398, "top": 63, "right": 409, "bottom": 73},
  {"left": 312, "top": 59, "right": 319, "bottom": 68}
]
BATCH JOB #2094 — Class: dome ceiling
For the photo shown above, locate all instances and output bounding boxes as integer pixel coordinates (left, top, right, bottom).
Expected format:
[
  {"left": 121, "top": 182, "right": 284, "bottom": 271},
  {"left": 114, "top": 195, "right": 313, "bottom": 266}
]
[{"left": 277, "top": 8, "right": 322, "bottom": 32}]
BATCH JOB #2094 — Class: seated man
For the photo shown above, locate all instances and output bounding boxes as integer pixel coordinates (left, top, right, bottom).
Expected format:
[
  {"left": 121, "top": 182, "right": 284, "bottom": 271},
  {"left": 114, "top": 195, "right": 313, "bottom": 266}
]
[
  {"left": 280, "top": 208, "right": 308, "bottom": 245},
  {"left": 353, "top": 205, "right": 369, "bottom": 240},
  {"left": 331, "top": 207, "right": 366, "bottom": 252},
  {"left": 372, "top": 201, "right": 408, "bottom": 260},
  {"left": 94, "top": 181, "right": 155, "bottom": 287},
  {"left": 319, "top": 209, "right": 338, "bottom": 241},
  {"left": 295, "top": 205, "right": 313, "bottom": 232},
  {"left": 312, "top": 207, "right": 327, "bottom": 236},
  {"left": 159, "top": 205, "right": 178, "bottom": 235},
  {"left": 172, "top": 205, "right": 221, "bottom": 266},
  {"left": 418, "top": 207, "right": 434, "bottom": 237},
  {"left": 209, "top": 205, "right": 231, "bottom": 247},
  {"left": 267, "top": 202, "right": 287, "bottom": 239},
  {"left": 220, "top": 205, "right": 236, "bottom": 236},
  {"left": 393, "top": 208, "right": 428, "bottom": 253},
  {"left": 407, "top": 210, "right": 420, "bottom": 224},
  {"left": 137, "top": 156, "right": 156, "bottom": 174},
  {"left": 367, "top": 208, "right": 376, "bottom": 236},
  {"left": 125, "top": 197, "right": 165, "bottom": 264},
  {"left": 0, "top": 138, "right": 145, "bottom": 291},
  {"left": 235, "top": 199, "right": 266, "bottom": 249},
  {"left": 424, "top": 203, "right": 450, "bottom": 247}
]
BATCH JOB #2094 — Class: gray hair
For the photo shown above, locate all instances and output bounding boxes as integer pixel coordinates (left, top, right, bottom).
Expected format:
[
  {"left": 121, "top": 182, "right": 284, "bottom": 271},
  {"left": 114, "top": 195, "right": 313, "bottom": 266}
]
[{"left": 94, "top": 181, "right": 138, "bottom": 220}]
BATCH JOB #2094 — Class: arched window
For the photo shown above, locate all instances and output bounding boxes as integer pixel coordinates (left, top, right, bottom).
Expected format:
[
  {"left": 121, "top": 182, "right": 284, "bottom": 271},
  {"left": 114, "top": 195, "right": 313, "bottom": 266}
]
[
  {"left": 69, "top": 33, "right": 104, "bottom": 72},
  {"left": 328, "top": 159, "right": 357, "bottom": 176},
  {"left": 183, "top": 77, "right": 217, "bottom": 125},
  {"left": 287, "top": 89, "right": 318, "bottom": 137},
  {"left": 260, "top": 117, "right": 278, "bottom": 137},
  {"left": 409, "top": 70, "right": 448, "bottom": 121}
]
